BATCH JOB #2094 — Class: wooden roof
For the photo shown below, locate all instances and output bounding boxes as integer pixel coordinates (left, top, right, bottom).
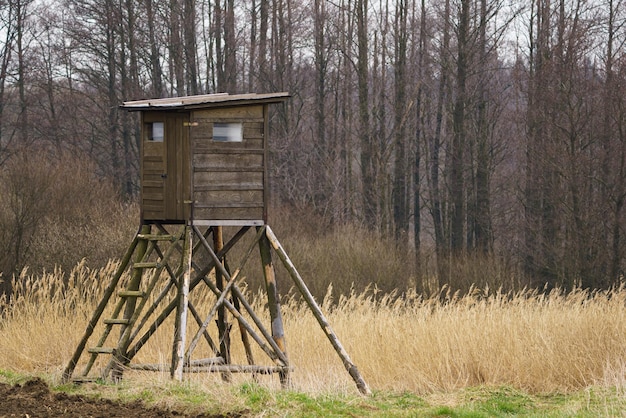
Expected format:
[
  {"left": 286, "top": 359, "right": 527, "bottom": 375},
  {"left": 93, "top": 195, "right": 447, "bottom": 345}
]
[{"left": 121, "top": 92, "right": 290, "bottom": 111}]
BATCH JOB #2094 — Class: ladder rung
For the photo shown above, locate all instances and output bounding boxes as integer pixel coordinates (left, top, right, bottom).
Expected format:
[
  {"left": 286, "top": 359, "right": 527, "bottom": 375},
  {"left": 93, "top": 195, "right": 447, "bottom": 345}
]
[
  {"left": 103, "top": 318, "right": 130, "bottom": 325},
  {"left": 133, "top": 262, "right": 160, "bottom": 269},
  {"left": 88, "top": 347, "right": 115, "bottom": 354},
  {"left": 117, "top": 290, "right": 145, "bottom": 298},
  {"left": 137, "top": 234, "right": 177, "bottom": 241}
]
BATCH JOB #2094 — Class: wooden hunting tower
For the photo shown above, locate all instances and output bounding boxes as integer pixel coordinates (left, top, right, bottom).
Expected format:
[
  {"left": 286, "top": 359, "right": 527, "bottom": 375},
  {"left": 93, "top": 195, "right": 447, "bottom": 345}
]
[
  {"left": 123, "top": 92, "right": 289, "bottom": 225},
  {"left": 62, "top": 93, "right": 370, "bottom": 395}
]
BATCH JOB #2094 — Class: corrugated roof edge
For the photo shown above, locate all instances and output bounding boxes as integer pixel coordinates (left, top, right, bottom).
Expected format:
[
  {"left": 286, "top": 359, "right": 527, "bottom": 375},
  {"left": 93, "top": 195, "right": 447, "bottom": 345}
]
[{"left": 120, "top": 92, "right": 290, "bottom": 110}]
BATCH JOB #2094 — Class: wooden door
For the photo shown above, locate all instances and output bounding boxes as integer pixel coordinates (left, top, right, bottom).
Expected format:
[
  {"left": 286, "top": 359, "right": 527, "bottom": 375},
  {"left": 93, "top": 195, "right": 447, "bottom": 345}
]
[{"left": 141, "top": 111, "right": 190, "bottom": 221}]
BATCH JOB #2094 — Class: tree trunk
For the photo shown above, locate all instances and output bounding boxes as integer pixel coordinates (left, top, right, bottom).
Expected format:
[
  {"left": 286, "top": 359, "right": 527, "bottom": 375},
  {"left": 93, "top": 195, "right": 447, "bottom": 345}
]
[
  {"left": 393, "top": 0, "right": 409, "bottom": 241},
  {"left": 429, "top": 0, "right": 450, "bottom": 285},
  {"left": 356, "top": 0, "right": 375, "bottom": 224},
  {"left": 474, "top": 0, "right": 490, "bottom": 253},
  {"left": 169, "top": 0, "right": 185, "bottom": 95},
  {"left": 223, "top": 0, "right": 236, "bottom": 92},
  {"left": 450, "top": 0, "right": 469, "bottom": 254},
  {"left": 146, "top": 0, "right": 164, "bottom": 97},
  {"left": 184, "top": 0, "right": 199, "bottom": 95}
]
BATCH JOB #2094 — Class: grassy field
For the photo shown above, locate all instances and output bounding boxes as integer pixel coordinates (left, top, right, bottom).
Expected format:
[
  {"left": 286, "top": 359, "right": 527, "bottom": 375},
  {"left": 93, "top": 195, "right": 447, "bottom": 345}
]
[
  {"left": 2, "top": 263, "right": 626, "bottom": 416},
  {"left": 2, "top": 369, "right": 626, "bottom": 417}
]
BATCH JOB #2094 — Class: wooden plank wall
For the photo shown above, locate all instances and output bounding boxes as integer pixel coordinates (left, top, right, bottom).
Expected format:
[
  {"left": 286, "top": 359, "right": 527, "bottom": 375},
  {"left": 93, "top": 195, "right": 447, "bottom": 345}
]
[{"left": 190, "top": 105, "right": 267, "bottom": 222}]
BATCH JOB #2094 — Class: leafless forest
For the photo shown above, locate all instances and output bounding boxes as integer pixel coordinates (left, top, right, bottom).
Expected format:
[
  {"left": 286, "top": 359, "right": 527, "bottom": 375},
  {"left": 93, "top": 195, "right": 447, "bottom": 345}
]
[{"left": 1, "top": 0, "right": 625, "bottom": 294}]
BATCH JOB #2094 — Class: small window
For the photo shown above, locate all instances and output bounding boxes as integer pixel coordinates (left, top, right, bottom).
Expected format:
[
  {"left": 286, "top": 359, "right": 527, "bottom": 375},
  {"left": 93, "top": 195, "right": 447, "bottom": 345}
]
[
  {"left": 213, "top": 122, "right": 243, "bottom": 142},
  {"left": 146, "top": 122, "right": 164, "bottom": 142}
]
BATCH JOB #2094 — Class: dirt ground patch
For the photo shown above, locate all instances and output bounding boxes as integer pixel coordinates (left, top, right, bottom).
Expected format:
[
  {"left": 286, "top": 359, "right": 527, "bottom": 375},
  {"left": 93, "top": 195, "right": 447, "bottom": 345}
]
[{"left": 0, "top": 378, "right": 238, "bottom": 418}]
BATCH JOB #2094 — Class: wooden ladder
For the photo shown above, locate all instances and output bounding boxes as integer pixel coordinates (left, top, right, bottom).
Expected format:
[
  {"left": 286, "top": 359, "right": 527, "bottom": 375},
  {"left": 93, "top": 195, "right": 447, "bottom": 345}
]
[{"left": 64, "top": 227, "right": 183, "bottom": 382}]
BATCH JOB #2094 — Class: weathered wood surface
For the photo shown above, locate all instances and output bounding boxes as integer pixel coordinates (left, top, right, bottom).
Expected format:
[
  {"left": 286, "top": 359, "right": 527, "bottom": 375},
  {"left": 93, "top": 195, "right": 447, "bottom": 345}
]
[
  {"left": 125, "top": 227, "right": 250, "bottom": 360},
  {"left": 65, "top": 221, "right": 368, "bottom": 395},
  {"left": 185, "top": 226, "right": 266, "bottom": 361},
  {"left": 172, "top": 226, "right": 192, "bottom": 381},
  {"left": 62, "top": 234, "right": 140, "bottom": 383},
  {"left": 265, "top": 226, "right": 372, "bottom": 396},
  {"left": 258, "top": 226, "right": 289, "bottom": 387}
]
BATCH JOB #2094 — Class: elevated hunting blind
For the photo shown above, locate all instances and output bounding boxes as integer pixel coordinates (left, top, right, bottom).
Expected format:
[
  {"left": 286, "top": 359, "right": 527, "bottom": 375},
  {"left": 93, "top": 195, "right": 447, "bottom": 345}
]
[
  {"left": 63, "top": 93, "right": 370, "bottom": 395},
  {"left": 124, "top": 92, "right": 289, "bottom": 224}
]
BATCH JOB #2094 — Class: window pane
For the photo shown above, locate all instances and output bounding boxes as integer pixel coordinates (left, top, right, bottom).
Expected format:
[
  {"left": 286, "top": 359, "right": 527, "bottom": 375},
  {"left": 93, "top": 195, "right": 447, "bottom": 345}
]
[
  {"left": 145, "top": 122, "right": 164, "bottom": 142},
  {"left": 213, "top": 122, "right": 243, "bottom": 142},
  {"left": 151, "top": 122, "right": 164, "bottom": 142}
]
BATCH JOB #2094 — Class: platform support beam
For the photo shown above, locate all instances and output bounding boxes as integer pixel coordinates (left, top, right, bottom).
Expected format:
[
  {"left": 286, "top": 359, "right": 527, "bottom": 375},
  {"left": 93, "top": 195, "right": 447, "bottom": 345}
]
[
  {"left": 172, "top": 225, "right": 192, "bottom": 380},
  {"left": 265, "top": 226, "right": 371, "bottom": 395},
  {"left": 213, "top": 226, "right": 231, "bottom": 381},
  {"left": 258, "top": 227, "right": 289, "bottom": 387}
]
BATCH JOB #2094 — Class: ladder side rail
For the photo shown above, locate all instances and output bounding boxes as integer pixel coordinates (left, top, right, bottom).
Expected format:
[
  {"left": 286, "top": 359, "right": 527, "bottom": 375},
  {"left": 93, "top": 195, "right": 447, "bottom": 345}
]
[
  {"left": 128, "top": 243, "right": 178, "bottom": 343},
  {"left": 81, "top": 231, "right": 155, "bottom": 378},
  {"left": 61, "top": 235, "right": 140, "bottom": 382},
  {"left": 102, "top": 228, "right": 185, "bottom": 378}
]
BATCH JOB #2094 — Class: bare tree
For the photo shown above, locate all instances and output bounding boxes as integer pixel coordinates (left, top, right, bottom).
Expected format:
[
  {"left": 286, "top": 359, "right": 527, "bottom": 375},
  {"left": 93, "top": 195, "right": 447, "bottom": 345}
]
[
  {"left": 169, "top": 0, "right": 185, "bottom": 95},
  {"left": 356, "top": 0, "right": 375, "bottom": 224},
  {"left": 426, "top": 0, "right": 451, "bottom": 284},
  {"left": 145, "top": 0, "right": 164, "bottom": 97},
  {"left": 184, "top": 0, "right": 200, "bottom": 94},
  {"left": 0, "top": 1, "right": 19, "bottom": 165},
  {"left": 392, "top": 0, "right": 410, "bottom": 241},
  {"left": 602, "top": 0, "right": 626, "bottom": 286}
]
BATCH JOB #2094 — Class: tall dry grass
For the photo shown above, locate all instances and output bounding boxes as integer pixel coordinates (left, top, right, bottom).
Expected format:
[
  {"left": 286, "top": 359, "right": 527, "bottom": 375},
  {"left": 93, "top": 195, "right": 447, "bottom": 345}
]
[{"left": 2, "top": 263, "right": 626, "bottom": 395}]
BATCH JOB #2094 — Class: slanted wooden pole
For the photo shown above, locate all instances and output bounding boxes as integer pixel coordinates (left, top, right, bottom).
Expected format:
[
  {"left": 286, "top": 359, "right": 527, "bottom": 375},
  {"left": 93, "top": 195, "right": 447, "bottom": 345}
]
[
  {"left": 123, "top": 225, "right": 151, "bottom": 321},
  {"left": 232, "top": 290, "right": 256, "bottom": 377},
  {"left": 185, "top": 226, "right": 266, "bottom": 360},
  {"left": 126, "top": 228, "right": 250, "bottom": 362},
  {"left": 223, "top": 254, "right": 257, "bottom": 378},
  {"left": 111, "top": 224, "right": 151, "bottom": 380},
  {"left": 265, "top": 226, "right": 371, "bottom": 395},
  {"left": 258, "top": 227, "right": 289, "bottom": 387},
  {"left": 62, "top": 233, "right": 141, "bottom": 383},
  {"left": 172, "top": 225, "right": 192, "bottom": 380}
]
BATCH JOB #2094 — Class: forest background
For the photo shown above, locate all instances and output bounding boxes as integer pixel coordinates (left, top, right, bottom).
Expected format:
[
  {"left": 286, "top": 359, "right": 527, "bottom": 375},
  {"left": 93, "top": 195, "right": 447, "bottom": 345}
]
[{"left": 1, "top": 0, "right": 625, "bottom": 300}]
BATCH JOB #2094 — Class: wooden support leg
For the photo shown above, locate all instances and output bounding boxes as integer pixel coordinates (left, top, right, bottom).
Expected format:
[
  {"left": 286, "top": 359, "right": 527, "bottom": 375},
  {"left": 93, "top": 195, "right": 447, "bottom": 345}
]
[
  {"left": 232, "top": 288, "right": 257, "bottom": 381},
  {"left": 258, "top": 227, "right": 289, "bottom": 387},
  {"left": 213, "top": 226, "right": 231, "bottom": 382},
  {"left": 265, "top": 226, "right": 371, "bottom": 395},
  {"left": 172, "top": 225, "right": 192, "bottom": 381}
]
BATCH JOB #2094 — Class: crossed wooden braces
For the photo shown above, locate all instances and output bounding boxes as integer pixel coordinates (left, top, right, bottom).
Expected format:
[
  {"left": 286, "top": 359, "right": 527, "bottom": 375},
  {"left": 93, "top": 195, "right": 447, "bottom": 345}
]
[{"left": 62, "top": 223, "right": 370, "bottom": 395}]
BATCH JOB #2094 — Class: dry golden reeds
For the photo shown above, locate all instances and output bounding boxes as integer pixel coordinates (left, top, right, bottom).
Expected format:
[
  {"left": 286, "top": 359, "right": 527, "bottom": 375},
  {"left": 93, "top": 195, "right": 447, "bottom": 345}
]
[{"left": 1, "top": 264, "right": 626, "bottom": 395}]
